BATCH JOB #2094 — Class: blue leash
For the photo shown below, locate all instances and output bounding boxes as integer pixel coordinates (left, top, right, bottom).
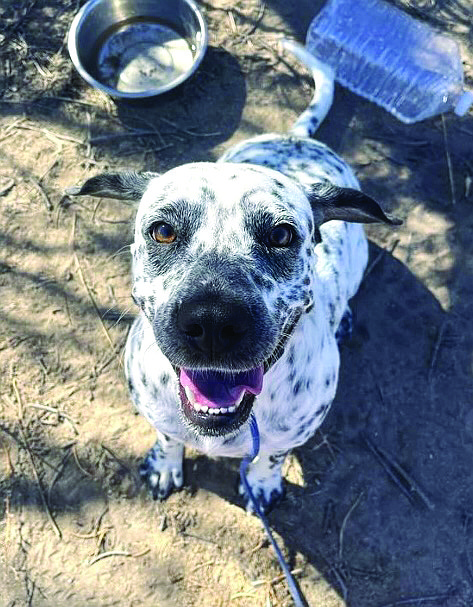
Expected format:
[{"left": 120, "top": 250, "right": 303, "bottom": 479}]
[{"left": 240, "top": 414, "right": 308, "bottom": 607}]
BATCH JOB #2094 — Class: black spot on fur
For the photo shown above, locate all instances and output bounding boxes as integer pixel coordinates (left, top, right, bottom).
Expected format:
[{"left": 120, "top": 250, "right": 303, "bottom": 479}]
[
  {"left": 329, "top": 302, "right": 336, "bottom": 327},
  {"left": 269, "top": 453, "right": 286, "bottom": 466},
  {"left": 316, "top": 403, "right": 329, "bottom": 417},
  {"left": 160, "top": 373, "right": 170, "bottom": 386},
  {"left": 305, "top": 302, "right": 314, "bottom": 314},
  {"left": 251, "top": 272, "right": 273, "bottom": 290},
  {"left": 287, "top": 346, "right": 295, "bottom": 366},
  {"left": 293, "top": 380, "right": 302, "bottom": 396},
  {"left": 313, "top": 227, "right": 322, "bottom": 244}
]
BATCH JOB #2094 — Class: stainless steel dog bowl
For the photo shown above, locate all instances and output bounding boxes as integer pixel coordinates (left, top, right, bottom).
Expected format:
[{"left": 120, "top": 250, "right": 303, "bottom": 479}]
[{"left": 68, "top": 0, "right": 208, "bottom": 98}]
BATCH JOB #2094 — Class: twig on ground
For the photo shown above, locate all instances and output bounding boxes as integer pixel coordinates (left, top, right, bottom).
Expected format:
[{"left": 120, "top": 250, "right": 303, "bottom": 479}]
[
  {"left": 311, "top": 430, "right": 338, "bottom": 460},
  {"left": 72, "top": 445, "right": 94, "bottom": 478},
  {"left": 158, "top": 116, "right": 221, "bottom": 137},
  {"left": 72, "top": 526, "right": 113, "bottom": 540},
  {"left": 362, "top": 433, "right": 434, "bottom": 510},
  {"left": 14, "top": 123, "right": 83, "bottom": 145},
  {"left": 227, "top": 10, "right": 238, "bottom": 33},
  {"left": 27, "top": 176, "right": 53, "bottom": 211},
  {"left": 89, "top": 131, "right": 168, "bottom": 144},
  {"left": 252, "top": 568, "right": 304, "bottom": 588},
  {"left": 0, "top": 177, "right": 15, "bottom": 196},
  {"left": 88, "top": 548, "right": 150, "bottom": 566},
  {"left": 12, "top": 378, "right": 24, "bottom": 420},
  {"left": 379, "top": 590, "right": 456, "bottom": 607},
  {"left": 428, "top": 319, "right": 448, "bottom": 382},
  {"left": 92, "top": 198, "right": 102, "bottom": 223},
  {"left": 74, "top": 252, "right": 116, "bottom": 353},
  {"left": 246, "top": 1, "right": 266, "bottom": 36},
  {"left": 3, "top": 443, "right": 14, "bottom": 476},
  {"left": 0, "top": 117, "right": 27, "bottom": 143},
  {"left": 13, "top": 381, "right": 62, "bottom": 539},
  {"left": 69, "top": 211, "right": 77, "bottom": 249},
  {"left": 100, "top": 441, "right": 141, "bottom": 494},
  {"left": 48, "top": 447, "right": 72, "bottom": 506},
  {"left": 0, "top": 419, "right": 60, "bottom": 473},
  {"left": 38, "top": 156, "right": 60, "bottom": 184},
  {"left": 25, "top": 403, "right": 79, "bottom": 435},
  {"left": 339, "top": 492, "right": 364, "bottom": 561},
  {"left": 441, "top": 114, "right": 456, "bottom": 205},
  {"left": 191, "top": 560, "right": 215, "bottom": 572},
  {"left": 328, "top": 565, "right": 348, "bottom": 602},
  {"left": 94, "top": 342, "right": 126, "bottom": 375}
]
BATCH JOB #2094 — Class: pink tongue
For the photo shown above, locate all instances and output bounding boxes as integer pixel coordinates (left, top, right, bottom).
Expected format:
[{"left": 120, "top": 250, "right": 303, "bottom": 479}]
[{"left": 180, "top": 367, "right": 264, "bottom": 408}]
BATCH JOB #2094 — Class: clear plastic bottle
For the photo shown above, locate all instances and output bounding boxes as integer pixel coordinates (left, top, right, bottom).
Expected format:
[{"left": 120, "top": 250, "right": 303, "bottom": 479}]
[{"left": 306, "top": 0, "right": 473, "bottom": 123}]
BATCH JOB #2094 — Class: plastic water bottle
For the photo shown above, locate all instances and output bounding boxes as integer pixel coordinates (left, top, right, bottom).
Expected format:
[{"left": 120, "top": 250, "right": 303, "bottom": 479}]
[{"left": 306, "top": 0, "right": 473, "bottom": 123}]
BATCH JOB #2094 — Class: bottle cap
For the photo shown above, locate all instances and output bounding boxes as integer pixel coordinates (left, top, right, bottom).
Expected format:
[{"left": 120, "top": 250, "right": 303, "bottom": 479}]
[{"left": 454, "top": 90, "right": 473, "bottom": 116}]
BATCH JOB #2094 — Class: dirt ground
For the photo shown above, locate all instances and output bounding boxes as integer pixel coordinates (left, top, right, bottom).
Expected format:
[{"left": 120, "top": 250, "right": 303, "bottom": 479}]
[{"left": 1, "top": 0, "right": 473, "bottom": 606}]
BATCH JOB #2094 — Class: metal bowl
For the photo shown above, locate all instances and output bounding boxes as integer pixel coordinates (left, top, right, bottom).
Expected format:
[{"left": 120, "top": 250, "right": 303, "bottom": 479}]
[{"left": 68, "top": 0, "right": 208, "bottom": 98}]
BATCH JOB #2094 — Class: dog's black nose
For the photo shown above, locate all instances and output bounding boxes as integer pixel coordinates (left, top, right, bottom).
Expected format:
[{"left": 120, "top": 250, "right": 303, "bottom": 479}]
[{"left": 177, "top": 297, "right": 251, "bottom": 355}]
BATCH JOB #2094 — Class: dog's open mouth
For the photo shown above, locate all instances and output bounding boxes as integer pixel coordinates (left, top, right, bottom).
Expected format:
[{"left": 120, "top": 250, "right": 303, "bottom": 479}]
[{"left": 178, "top": 367, "right": 264, "bottom": 436}]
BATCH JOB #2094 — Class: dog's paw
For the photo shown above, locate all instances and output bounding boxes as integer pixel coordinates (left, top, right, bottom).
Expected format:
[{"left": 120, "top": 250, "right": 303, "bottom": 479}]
[
  {"left": 238, "top": 455, "right": 287, "bottom": 514},
  {"left": 239, "top": 473, "right": 286, "bottom": 514},
  {"left": 139, "top": 441, "right": 184, "bottom": 500}
]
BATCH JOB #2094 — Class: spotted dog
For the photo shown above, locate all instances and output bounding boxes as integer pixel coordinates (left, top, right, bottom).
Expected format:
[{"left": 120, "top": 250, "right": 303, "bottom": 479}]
[{"left": 67, "top": 41, "right": 400, "bottom": 512}]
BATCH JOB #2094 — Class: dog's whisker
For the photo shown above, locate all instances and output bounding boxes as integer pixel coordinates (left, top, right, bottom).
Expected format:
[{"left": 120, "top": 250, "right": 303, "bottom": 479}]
[
  {"left": 104, "top": 244, "right": 133, "bottom": 264},
  {"left": 110, "top": 306, "right": 133, "bottom": 329}
]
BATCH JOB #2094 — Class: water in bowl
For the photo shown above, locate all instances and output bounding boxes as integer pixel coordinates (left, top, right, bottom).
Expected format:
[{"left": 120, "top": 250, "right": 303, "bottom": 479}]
[{"left": 94, "top": 19, "right": 195, "bottom": 93}]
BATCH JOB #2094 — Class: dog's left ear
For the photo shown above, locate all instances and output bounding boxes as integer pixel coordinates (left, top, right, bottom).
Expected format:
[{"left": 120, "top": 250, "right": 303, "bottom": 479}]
[
  {"left": 65, "top": 171, "right": 159, "bottom": 201},
  {"left": 309, "top": 182, "right": 402, "bottom": 226}
]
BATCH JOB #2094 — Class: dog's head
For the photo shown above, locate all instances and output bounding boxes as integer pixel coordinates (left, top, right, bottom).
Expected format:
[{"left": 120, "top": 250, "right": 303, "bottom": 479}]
[{"left": 68, "top": 163, "right": 399, "bottom": 436}]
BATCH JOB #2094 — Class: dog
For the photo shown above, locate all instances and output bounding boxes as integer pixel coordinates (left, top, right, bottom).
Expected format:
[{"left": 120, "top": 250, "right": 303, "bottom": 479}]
[{"left": 67, "top": 41, "right": 400, "bottom": 513}]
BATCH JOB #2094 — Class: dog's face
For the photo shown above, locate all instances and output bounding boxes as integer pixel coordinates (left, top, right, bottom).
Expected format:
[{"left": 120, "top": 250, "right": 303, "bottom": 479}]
[{"left": 67, "top": 163, "right": 398, "bottom": 437}]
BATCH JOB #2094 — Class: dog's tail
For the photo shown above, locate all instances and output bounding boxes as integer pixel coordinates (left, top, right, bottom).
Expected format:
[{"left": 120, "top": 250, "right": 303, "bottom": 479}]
[{"left": 282, "top": 39, "right": 335, "bottom": 138}]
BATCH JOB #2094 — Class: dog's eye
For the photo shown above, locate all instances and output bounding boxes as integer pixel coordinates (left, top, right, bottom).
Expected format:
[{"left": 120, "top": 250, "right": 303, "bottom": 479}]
[
  {"left": 268, "top": 224, "right": 294, "bottom": 248},
  {"left": 150, "top": 222, "right": 176, "bottom": 244}
]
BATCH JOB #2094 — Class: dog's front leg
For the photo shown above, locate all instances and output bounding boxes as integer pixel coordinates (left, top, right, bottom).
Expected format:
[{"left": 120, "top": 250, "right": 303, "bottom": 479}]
[
  {"left": 139, "top": 431, "right": 184, "bottom": 500},
  {"left": 239, "top": 451, "right": 288, "bottom": 513}
]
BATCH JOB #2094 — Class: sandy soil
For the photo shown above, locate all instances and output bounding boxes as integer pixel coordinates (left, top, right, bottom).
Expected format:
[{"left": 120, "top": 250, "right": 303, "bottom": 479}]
[{"left": 1, "top": 1, "right": 473, "bottom": 606}]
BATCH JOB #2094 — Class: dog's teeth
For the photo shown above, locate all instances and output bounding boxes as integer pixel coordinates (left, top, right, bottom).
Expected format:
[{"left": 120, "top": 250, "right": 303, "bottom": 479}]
[
  {"left": 227, "top": 405, "right": 236, "bottom": 413},
  {"left": 199, "top": 404, "right": 208, "bottom": 413},
  {"left": 184, "top": 385, "right": 196, "bottom": 405},
  {"left": 235, "top": 392, "right": 246, "bottom": 408},
  {"left": 194, "top": 403, "right": 202, "bottom": 412}
]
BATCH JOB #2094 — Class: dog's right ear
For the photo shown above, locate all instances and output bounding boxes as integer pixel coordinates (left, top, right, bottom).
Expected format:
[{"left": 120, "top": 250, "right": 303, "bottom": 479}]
[{"left": 65, "top": 172, "right": 159, "bottom": 201}]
